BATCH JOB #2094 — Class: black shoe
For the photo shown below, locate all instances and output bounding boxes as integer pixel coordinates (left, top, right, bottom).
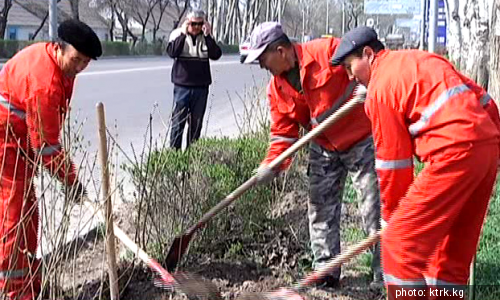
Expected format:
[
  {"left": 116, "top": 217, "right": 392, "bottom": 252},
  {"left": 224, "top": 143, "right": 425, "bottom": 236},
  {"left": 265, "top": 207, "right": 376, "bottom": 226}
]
[
  {"left": 314, "top": 276, "right": 340, "bottom": 289},
  {"left": 369, "top": 271, "right": 384, "bottom": 291}
]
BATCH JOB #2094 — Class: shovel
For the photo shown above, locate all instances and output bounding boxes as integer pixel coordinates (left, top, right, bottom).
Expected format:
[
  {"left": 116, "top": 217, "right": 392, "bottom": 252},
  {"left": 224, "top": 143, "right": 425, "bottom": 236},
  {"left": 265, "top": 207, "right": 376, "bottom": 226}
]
[
  {"left": 235, "top": 230, "right": 382, "bottom": 300},
  {"left": 165, "top": 85, "right": 368, "bottom": 272},
  {"left": 82, "top": 199, "right": 222, "bottom": 300}
]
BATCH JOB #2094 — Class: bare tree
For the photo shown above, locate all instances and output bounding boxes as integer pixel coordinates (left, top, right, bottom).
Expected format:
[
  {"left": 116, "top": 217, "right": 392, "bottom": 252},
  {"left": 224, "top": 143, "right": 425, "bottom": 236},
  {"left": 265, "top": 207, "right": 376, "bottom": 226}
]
[
  {"left": 108, "top": 5, "right": 115, "bottom": 41},
  {"left": 447, "top": 0, "right": 490, "bottom": 87},
  {"left": 270, "top": 0, "right": 290, "bottom": 22},
  {"left": 0, "top": 0, "right": 12, "bottom": 40},
  {"left": 69, "top": 0, "right": 80, "bottom": 19},
  {"left": 105, "top": 0, "right": 138, "bottom": 43},
  {"left": 126, "top": 0, "right": 159, "bottom": 41},
  {"left": 93, "top": 0, "right": 116, "bottom": 41},
  {"left": 31, "top": 0, "right": 64, "bottom": 40},
  {"left": 344, "top": 0, "right": 364, "bottom": 31},
  {"left": 172, "top": 0, "right": 190, "bottom": 29},
  {"left": 489, "top": 0, "right": 500, "bottom": 100},
  {"left": 151, "top": 0, "right": 170, "bottom": 41}
]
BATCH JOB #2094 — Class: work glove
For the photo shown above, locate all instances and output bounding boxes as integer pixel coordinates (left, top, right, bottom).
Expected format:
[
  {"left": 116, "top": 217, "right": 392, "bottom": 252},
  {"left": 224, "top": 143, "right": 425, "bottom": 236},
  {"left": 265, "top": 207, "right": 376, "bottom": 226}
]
[
  {"left": 253, "top": 165, "right": 279, "bottom": 185},
  {"left": 64, "top": 180, "right": 88, "bottom": 204},
  {"left": 380, "top": 218, "right": 388, "bottom": 230}
]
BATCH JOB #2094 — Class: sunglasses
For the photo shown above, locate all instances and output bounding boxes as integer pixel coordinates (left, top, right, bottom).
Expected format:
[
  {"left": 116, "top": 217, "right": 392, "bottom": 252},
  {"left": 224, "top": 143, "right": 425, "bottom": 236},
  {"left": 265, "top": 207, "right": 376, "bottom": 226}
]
[{"left": 190, "top": 22, "right": 204, "bottom": 26}]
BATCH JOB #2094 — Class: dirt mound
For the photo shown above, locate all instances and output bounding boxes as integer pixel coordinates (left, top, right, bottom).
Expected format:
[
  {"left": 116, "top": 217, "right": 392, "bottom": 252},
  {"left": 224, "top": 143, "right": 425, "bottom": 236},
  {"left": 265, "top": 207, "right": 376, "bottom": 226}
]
[{"left": 57, "top": 189, "right": 382, "bottom": 300}]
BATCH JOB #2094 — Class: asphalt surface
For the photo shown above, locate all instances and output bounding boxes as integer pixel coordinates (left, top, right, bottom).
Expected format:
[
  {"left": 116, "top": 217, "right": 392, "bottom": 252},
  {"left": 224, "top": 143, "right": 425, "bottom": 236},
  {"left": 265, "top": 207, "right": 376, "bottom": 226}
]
[
  {"left": 71, "top": 55, "right": 269, "bottom": 161},
  {"left": 36, "top": 55, "right": 270, "bottom": 257}
]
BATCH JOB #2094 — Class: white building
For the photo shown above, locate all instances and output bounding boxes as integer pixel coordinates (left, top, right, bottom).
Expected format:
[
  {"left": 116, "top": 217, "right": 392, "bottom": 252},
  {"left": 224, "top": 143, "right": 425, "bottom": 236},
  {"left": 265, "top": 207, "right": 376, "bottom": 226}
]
[{"left": 2, "top": 0, "right": 109, "bottom": 41}]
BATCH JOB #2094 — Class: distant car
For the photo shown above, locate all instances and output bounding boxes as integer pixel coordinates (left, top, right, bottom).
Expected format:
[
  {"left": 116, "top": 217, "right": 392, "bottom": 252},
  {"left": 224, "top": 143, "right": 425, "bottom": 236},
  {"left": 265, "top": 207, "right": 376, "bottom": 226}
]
[
  {"left": 239, "top": 36, "right": 299, "bottom": 63},
  {"left": 239, "top": 36, "right": 251, "bottom": 63}
]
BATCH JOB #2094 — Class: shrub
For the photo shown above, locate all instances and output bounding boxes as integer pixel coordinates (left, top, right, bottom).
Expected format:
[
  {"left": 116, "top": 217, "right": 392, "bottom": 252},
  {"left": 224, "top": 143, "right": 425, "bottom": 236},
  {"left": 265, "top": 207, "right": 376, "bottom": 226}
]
[
  {"left": 126, "top": 133, "right": 284, "bottom": 262},
  {"left": 218, "top": 43, "right": 239, "bottom": 54},
  {"left": 132, "top": 40, "right": 165, "bottom": 56},
  {"left": 0, "top": 40, "right": 35, "bottom": 58},
  {"left": 101, "top": 41, "right": 131, "bottom": 56}
]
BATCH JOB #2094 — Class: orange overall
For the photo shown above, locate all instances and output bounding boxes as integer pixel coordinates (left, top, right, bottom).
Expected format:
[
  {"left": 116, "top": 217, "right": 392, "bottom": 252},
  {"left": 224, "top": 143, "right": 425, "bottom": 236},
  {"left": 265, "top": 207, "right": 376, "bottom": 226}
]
[
  {"left": 0, "top": 43, "right": 78, "bottom": 299},
  {"left": 366, "top": 50, "right": 500, "bottom": 299},
  {"left": 263, "top": 37, "right": 372, "bottom": 169}
]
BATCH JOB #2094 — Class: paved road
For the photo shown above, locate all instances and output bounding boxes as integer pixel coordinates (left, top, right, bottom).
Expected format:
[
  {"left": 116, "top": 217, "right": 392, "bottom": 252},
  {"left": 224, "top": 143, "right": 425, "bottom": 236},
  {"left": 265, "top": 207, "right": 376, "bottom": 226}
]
[
  {"left": 71, "top": 55, "right": 269, "bottom": 162},
  {"left": 37, "top": 55, "right": 270, "bottom": 257}
]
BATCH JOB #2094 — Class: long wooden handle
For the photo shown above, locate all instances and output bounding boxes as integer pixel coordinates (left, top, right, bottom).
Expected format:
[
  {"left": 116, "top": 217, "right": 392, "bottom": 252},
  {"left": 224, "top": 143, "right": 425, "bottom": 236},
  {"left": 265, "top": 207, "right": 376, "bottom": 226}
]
[
  {"left": 267, "top": 95, "right": 365, "bottom": 170},
  {"left": 95, "top": 103, "right": 175, "bottom": 284},
  {"left": 82, "top": 199, "right": 177, "bottom": 283},
  {"left": 188, "top": 93, "right": 366, "bottom": 233},
  {"left": 96, "top": 103, "right": 120, "bottom": 300},
  {"left": 296, "top": 230, "right": 381, "bottom": 289},
  {"left": 188, "top": 177, "right": 257, "bottom": 233},
  {"left": 112, "top": 224, "right": 175, "bottom": 282}
]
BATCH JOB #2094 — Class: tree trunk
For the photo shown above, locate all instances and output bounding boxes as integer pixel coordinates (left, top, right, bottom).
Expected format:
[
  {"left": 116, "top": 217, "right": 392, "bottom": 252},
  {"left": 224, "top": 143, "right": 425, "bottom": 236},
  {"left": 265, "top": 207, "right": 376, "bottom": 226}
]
[
  {"left": 266, "top": 0, "right": 270, "bottom": 21},
  {"left": 447, "top": 0, "right": 490, "bottom": 87},
  {"left": 0, "top": 0, "right": 12, "bottom": 39},
  {"left": 173, "top": 0, "right": 190, "bottom": 30},
  {"left": 222, "top": 0, "right": 236, "bottom": 43},
  {"left": 116, "top": 11, "right": 128, "bottom": 42},
  {"left": 489, "top": 0, "right": 500, "bottom": 101},
  {"left": 214, "top": 0, "right": 223, "bottom": 40},
  {"left": 152, "top": 0, "right": 169, "bottom": 41},
  {"left": 109, "top": 7, "right": 115, "bottom": 41},
  {"left": 31, "top": 0, "right": 63, "bottom": 40},
  {"left": 208, "top": 0, "right": 214, "bottom": 32},
  {"left": 32, "top": 13, "right": 48, "bottom": 40},
  {"left": 70, "top": 0, "right": 80, "bottom": 20}
]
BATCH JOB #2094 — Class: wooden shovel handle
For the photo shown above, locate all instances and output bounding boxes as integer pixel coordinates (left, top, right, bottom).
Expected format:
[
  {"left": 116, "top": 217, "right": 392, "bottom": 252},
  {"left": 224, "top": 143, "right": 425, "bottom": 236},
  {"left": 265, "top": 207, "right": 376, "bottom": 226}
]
[{"left": 187, "top": 93, "right": 366, "bottom": 233}]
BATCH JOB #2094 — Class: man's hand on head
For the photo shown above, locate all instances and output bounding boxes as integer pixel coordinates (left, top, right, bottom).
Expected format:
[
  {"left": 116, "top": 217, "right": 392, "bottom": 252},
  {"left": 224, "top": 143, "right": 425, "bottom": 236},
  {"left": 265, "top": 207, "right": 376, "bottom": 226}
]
[
  {"left": 181, "top": 20, "right": 189, "bottom": 35},
  {"left": 203, "top": 21, "right": 212, "bottom": 36}
]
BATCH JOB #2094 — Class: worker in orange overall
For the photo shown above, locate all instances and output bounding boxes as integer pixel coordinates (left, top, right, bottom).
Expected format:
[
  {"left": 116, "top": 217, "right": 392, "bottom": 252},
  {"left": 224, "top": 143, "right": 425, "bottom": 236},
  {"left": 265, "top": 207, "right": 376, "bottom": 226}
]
[
  {"left": 245, "top": 22, "right": 383, "bottom": 289},
  {"left": 0, "top": 19, "right": 102, "bottom": 299},
  {"left": 332, "top": 26, "right": 500, "bottom": 299}
]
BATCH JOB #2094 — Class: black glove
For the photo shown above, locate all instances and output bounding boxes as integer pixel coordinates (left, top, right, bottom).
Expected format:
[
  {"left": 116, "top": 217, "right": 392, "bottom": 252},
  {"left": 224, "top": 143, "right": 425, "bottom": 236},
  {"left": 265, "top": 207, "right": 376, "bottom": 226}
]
[{"left": 64, "top": 181, "right": 88, "bottom": 203}]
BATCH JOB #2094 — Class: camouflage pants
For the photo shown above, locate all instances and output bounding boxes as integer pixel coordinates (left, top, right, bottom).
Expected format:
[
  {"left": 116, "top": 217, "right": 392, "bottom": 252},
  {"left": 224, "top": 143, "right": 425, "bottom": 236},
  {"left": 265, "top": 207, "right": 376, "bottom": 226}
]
[{"left": 308, "top": 136, "right": 381, "bottom": 279}]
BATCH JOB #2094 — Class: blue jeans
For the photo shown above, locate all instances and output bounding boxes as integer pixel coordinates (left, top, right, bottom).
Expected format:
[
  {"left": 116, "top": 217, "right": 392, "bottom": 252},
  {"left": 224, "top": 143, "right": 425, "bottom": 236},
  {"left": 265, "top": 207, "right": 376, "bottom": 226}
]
[{"left": 170, "top": 85, "right": 209, "bottom": 150}]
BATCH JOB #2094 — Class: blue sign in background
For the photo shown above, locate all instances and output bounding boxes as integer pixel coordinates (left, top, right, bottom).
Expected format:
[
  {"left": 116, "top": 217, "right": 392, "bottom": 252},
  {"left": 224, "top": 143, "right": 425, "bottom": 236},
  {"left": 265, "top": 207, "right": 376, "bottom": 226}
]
[
  {"left": 365, "top": 0, "right": 421, "bottom": 15},
  {"left": 425, "top": 0, "right": 447, "bottom": 46}
]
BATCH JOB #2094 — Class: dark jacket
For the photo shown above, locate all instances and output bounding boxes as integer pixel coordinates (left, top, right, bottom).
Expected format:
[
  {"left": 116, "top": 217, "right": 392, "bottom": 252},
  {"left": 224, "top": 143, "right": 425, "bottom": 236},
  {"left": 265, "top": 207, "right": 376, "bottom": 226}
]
[{"left": 167, "top": 28, "right": 222, "bottom": 86}]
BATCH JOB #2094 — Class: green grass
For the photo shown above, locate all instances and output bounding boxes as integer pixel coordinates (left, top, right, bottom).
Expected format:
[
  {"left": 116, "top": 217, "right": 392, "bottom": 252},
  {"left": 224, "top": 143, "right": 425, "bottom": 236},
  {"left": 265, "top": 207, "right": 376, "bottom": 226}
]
[
  {"left": 413, "top": 162, "right": 500, "bottom": 298},
  {"left": 339, "top": 161, "right": 500, "bottom": 298},
  {"left": 341, "top": 226, "right": 365, "bottom": 242},
  {"left": 413, "top": 162, "right": 499, "bottom": 297},
  {"left": 475, "top": 179, "right": 500, "bottom": 299}
]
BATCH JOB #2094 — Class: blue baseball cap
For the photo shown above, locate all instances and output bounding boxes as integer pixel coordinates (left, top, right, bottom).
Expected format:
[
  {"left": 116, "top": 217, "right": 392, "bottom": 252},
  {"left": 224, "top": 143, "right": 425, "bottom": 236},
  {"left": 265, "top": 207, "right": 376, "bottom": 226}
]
[
  {"left": 331, "top": 26, "right": 379, "bottom": 66},
  {"left": 244, "top": 22, "right": 286, "bottom": 64}
]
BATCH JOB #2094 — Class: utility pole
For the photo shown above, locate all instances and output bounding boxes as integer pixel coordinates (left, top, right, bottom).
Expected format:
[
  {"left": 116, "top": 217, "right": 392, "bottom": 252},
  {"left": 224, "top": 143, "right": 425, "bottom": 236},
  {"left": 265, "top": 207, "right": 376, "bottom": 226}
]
[
  {"left": 341, "top": 1, "right": 345, "bottom": 35},
  {"left": 326, "top": 0, "right": 329, "bottom": 34},
  {"left": 266, "top": 0, "right": 270, "bottom": 21},
  {"left": 419, "top": 0, "right": 427, "bottom": 50},
  {"left": 49, "top": 0, "right": 57, "bottom": 41},
  {"left": 302, "top": 7, "right": 305, "bottom": 42},
  {"left": 278, "top": 0, "right": 282, "bottom": 23},
  {"left": 428, "top": 0, "right": 438, "bottom": 53}
]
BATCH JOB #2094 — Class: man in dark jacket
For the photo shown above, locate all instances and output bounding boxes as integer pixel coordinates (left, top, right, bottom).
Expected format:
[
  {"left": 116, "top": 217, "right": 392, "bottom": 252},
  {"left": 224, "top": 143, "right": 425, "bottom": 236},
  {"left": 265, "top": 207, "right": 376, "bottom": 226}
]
[{"left": 167, "top": 9, "right": 222, "bottom": 150}]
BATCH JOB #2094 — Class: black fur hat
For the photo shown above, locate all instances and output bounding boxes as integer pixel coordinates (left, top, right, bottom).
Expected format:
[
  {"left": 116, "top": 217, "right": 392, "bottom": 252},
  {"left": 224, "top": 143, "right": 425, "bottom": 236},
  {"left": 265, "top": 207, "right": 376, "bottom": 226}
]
[{"left": 58, "top": 19, "right": 102, "bottom": 59}]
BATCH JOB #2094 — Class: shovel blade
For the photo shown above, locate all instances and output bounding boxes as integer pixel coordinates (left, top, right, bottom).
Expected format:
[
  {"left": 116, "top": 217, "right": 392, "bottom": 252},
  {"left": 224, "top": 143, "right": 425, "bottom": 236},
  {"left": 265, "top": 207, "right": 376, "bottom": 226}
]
[
  {"left": 235, "top": 289, "right": 304, "bottom": 300},
  {"left": 165, "top": 232, "right": 193, "bottom": 271}
]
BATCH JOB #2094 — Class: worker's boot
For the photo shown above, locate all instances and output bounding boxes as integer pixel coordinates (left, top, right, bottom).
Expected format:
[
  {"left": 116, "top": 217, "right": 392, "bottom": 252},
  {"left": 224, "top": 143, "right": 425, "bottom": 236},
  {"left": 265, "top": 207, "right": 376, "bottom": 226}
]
[
  {"left": 370, "top": 270, "right": 384, "bottom": 290},
  {"left": 314, "top": 275, "right": 341, "bottom": 289},
  {"left": 369, "top": 241, "right": 384, "bottom": 290}
]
